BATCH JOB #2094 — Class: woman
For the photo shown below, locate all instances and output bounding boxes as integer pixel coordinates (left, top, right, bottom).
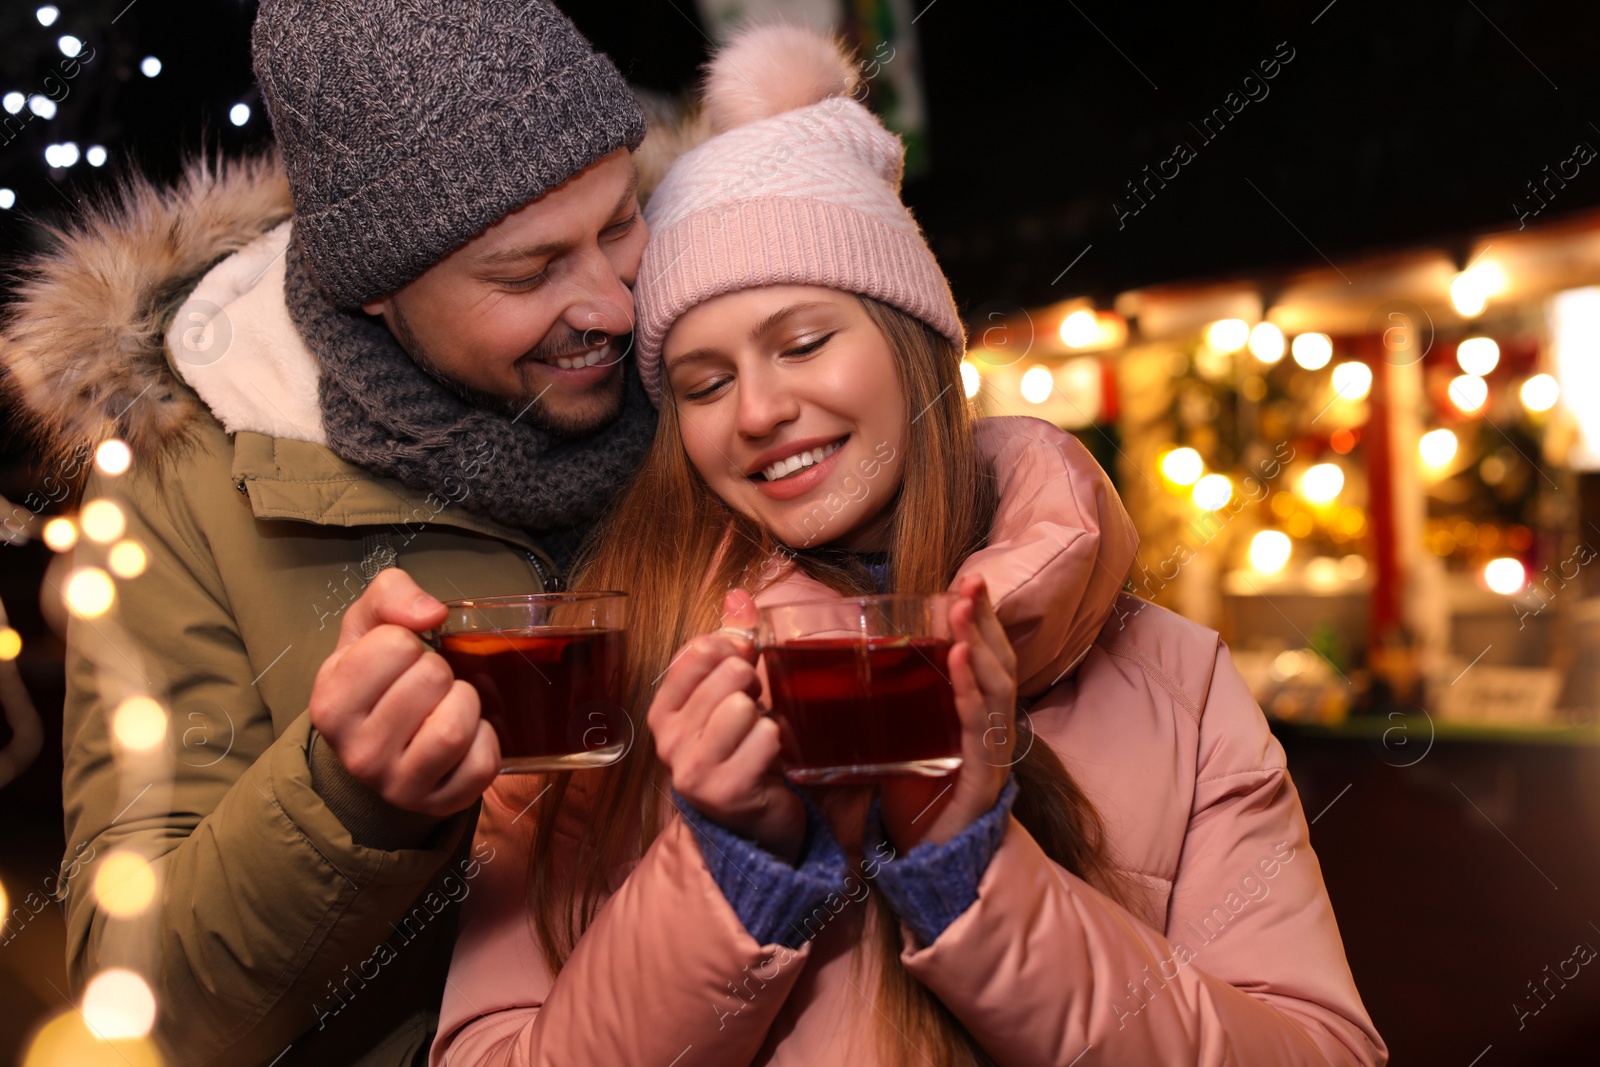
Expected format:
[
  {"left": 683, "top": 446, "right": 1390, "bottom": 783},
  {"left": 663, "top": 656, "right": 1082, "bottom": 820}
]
[{"left": 432, "top": 23, "right": 1386, "bottom": 1067}]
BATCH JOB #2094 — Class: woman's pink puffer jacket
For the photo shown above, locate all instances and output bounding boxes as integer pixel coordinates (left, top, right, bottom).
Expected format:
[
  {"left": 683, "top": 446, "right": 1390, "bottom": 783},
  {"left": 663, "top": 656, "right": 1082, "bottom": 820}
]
[{"left": 432, "top": 416, "right": 1388, "bottom": 1066}]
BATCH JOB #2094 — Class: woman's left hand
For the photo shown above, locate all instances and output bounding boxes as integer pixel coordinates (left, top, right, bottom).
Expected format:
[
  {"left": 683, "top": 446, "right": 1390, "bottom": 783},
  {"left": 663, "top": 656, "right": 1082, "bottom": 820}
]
[{"left": 880, "top": 574, "right": 1018, "bottom": 854}]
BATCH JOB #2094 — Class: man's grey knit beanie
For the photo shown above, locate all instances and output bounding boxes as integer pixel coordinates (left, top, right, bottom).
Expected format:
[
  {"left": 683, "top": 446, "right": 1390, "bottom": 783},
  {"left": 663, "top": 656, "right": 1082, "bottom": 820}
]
[{"left": 252, "top": 0, "right": 647, "bottom": 309}]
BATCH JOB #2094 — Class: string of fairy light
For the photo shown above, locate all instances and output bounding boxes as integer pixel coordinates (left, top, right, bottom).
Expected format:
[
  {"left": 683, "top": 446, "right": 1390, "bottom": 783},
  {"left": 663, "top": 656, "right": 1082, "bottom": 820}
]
[
  {"left": 0, "top": 10, "right": 258, "bottom": 1061},
  {"left": 0, "top": 4, "right": 254, "bottom": 213},
  {"left": 2, "top": 436, "right": 173, "bottom": 1063}
]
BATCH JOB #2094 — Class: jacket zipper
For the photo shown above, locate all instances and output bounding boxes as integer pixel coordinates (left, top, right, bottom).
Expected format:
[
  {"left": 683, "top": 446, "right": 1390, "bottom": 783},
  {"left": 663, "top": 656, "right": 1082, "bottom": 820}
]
[{"left": 526, "top": 551, "right": 565, "bottom": 592}]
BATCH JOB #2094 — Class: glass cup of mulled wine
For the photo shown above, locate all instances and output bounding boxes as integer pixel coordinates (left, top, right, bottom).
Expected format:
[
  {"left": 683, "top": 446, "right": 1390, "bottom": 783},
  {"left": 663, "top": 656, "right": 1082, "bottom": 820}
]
[
  {"left": 432, "top": 592, "right": 628, "bottom": 773},
  {"left": 756, "top": 593, "right": 963, "bottom": 784}
]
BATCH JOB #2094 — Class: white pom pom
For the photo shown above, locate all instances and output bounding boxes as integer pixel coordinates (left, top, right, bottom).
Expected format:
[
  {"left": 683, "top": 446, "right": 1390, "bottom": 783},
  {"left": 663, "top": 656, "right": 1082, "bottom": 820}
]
[{"left": 703, "top": 23, "right": 859, "bottom": 134}]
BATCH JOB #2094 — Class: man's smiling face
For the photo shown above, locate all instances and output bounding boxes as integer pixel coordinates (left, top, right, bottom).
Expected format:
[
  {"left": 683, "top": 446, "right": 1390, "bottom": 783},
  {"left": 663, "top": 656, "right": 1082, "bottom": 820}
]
[{"left": 362, "top": 148, "right": 648, "bottom": 436}]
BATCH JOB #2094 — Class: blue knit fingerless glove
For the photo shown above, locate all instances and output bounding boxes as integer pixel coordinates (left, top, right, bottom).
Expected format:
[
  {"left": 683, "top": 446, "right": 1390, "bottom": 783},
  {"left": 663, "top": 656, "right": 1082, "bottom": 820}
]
[
  {"left": 672, "top": 787, "right": 850, "bottom": 949},
  {"left": 866, "top": 775, "right": 1020, "bottom": 947}
]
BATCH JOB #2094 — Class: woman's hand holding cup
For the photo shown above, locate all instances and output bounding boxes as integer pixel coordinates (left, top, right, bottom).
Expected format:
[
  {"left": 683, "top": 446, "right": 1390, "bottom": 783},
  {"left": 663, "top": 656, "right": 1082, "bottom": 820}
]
[
  {"left": 650, "top": 589, "right": 807, "bottom": 864},
  {"left": 879, "top": 574, "right": 1018, "bottom": 853}
]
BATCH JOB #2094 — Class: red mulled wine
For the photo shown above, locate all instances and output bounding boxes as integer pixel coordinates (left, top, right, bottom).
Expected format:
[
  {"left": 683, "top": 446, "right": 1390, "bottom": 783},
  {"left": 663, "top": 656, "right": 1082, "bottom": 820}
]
[
  {"left": 440, "top": 627, "right": 627, "bottom": 771},
  {"left": 762, "top": 636, "right": 962, "bottom": 783}
]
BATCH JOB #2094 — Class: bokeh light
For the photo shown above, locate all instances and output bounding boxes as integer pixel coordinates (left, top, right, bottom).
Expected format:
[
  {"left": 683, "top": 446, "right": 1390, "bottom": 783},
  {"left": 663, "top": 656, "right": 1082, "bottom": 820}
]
[
  {"left": 1160, "top": 447, "right": 1203, "bottom": 486},
  {"left": 1249, "top": 530, "right": 1292, "bottom": 574},
  {"left": 1019, "top": 365, "right": 1053, "bottom": 404},
  {"left": 1448, "top": 374, "right": 1489, "bottom": 413},
  {"left": 1419, "top": 428, "right": 1459, "bottom": 469},
  {"left": 111, "top": 697, "right": 166, "bottom": 752},
  {"left": 93, "top": 853, "right": 157, "bottom": 918},
  {"left": 95, "top": 439, "right": 132, "bottom": 476},
  {"left": 65, "top": 568, "right": 115, "bottom": 618},
  {"left": 1291, "top": 332, "right": 1333, "bottom": 370},
  {"left": 81, "top": 969, "right": 157, "bottom": 1040},
  {"left": 1331, "top": 361, "right": 1373, "bottom": 401},
  {"left": 43, "top": 517, "right": 77, "bottom": 552},
  {"left": 1520, "top": 373, "right": 1559, "bottom": 413},
  {"left": 1193, "top": 474, "right": 1234, "bottom": 511},
  {"left": 1206, "top": 318, "right": 1250, "bottom": 353},
  {"left": 1456, "top": 336, "right": 1500, "bottom": 376},
  {"left": 81, "top": 499, "right": 126, "bottom": 543},
  {"left": 1483, "top": 557, "right": 1527, "bottom": 596},
  {"left": 959, "top": 360, "right": 980, "bottom": 398},
  {"left": 1450, "top": 261, "right": 1506, "bottom": 318},
  {"left": 1299, "top": 463, "right": 1345, "bottom": 504},
  {"left": 1059, "top": 309, "right": 1097, "bottom": 347},
  {"left": 1248, "top": 322, "right": 1285, "bottom": 364},
  {"left": 108, "top": 540, "right": 147, "bottom": 578},
  {"left": 22, "top": 1012, "right": 164, "bottom": 1067}
]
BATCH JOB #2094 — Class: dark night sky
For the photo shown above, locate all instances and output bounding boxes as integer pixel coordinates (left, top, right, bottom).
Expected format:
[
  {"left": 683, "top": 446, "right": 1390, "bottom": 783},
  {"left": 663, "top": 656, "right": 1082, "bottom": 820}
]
[{"left": 1, "top": 0, "right": 1598, "bottom": 315}]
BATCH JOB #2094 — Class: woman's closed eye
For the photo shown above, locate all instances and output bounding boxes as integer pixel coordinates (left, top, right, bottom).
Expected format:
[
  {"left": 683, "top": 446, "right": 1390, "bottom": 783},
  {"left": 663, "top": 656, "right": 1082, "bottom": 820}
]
[
  {"left": 679, "top": 332, "right": 838, "bottom": 401},
  {"left": 683, "top": 376, "right": 730, "bottom": 401},
  {"left": 783, "top": 332, "right": 835, "bottom": 357}
]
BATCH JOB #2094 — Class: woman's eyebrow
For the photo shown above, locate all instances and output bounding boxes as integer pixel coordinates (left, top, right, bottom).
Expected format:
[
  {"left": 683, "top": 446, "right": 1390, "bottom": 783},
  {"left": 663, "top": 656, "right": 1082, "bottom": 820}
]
[
  {"left": 664, "top": 348, "right": 719, "bottom": 373},
  {"left": 750, "top": 301, "right": 833, "bottom": 338}
]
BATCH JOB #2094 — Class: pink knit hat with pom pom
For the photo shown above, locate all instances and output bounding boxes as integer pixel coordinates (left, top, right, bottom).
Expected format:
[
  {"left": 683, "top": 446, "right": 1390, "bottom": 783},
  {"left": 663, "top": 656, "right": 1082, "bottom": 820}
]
[{"left": 632, "top": 23, "right": 964, "bottom": 407}]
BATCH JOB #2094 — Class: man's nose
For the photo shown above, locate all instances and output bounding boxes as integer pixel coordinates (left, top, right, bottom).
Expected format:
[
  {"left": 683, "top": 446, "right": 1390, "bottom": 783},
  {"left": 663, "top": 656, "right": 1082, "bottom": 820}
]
[{"left": 562, "top": 248, "right": 637, "bottom": 341}]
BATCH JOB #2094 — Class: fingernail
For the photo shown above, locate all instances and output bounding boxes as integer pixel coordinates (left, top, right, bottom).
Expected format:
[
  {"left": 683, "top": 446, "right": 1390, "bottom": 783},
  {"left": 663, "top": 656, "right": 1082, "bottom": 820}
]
[{"left": 414, "top": 593, "right": 442, "bottom": 613}]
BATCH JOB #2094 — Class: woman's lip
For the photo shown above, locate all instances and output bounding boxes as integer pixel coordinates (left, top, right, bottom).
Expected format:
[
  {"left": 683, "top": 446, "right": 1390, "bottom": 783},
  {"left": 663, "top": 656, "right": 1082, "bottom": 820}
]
[{"left": 750, "top": 437, "right": 849, "bottom": 501}]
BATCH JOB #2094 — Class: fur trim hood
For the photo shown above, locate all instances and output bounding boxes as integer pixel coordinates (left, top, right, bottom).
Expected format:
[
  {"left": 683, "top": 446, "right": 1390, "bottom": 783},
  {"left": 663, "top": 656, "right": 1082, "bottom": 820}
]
[{"left": 0, "top": 154, "right": 293, "bottom": 472}]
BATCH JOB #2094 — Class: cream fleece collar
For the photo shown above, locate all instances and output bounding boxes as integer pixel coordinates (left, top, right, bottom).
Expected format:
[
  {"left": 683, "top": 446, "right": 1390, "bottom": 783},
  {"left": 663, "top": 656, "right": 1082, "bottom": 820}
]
[{"left": 164, "top": 221, "right": 328, "bottom": 445}]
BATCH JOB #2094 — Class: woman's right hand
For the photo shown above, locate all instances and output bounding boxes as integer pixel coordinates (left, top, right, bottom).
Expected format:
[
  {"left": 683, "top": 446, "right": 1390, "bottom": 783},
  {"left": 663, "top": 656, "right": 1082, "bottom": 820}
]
[{"left": 649, "top": 589, "right": 807, "bottom": 863}]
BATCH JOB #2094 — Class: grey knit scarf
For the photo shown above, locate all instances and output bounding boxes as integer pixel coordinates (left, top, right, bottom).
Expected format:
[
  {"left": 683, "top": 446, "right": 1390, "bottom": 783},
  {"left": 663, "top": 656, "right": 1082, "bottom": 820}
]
[{"left": 284, "top": 232, "right": 656, "bottom": 538}]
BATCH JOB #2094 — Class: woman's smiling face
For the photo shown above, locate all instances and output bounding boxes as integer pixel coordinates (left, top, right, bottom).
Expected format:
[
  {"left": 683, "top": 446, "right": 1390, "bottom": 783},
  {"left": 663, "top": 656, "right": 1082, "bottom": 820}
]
[{"left": 660, "top": 285, "right": 907, "bottom": 551}]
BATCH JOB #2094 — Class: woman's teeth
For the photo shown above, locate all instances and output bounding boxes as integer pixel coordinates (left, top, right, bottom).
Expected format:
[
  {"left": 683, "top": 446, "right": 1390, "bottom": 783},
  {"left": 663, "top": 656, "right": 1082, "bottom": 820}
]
[
  {"left": 761, "top": 439, "right": 844, "bottom": 482},
  {"left": 548, "top": 345, "right": 609, "bottom": 370}
]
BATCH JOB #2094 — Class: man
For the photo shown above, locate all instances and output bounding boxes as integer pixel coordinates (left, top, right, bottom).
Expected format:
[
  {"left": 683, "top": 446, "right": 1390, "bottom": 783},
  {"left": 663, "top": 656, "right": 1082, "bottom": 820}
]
[{"left": 0, "top": 1, "right": 656, "bottom": 1063}]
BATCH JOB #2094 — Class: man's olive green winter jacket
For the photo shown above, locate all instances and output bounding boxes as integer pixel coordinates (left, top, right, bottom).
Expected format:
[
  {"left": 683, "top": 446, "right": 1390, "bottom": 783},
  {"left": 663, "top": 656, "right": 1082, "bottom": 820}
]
[{"left": 1, "top": 156, "right": 565, "bottom": 1066}]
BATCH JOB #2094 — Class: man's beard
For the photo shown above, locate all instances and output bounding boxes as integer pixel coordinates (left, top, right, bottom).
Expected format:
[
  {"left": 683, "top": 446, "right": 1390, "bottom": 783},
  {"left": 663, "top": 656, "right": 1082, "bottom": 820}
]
[{"left": 389, "top": 301, "right": 628, "bottom": 438}]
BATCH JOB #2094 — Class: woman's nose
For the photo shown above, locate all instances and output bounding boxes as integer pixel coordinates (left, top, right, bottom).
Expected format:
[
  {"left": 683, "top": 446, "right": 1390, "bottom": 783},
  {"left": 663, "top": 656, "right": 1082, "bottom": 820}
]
[{"left": 736, "top": 363, "right": 801, "bottom": 439}]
